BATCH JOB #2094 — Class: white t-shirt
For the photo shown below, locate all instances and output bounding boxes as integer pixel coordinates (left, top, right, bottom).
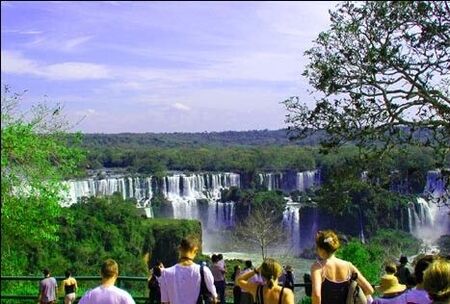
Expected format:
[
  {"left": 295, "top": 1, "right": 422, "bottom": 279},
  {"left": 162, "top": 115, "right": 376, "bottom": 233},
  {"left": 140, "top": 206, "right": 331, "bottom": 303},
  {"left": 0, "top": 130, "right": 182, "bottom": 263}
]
[
  {"left": 78, "top": 285, "right": 135, "bottom": 304},
  {"left": 160, "top": 263, "right": 218, "bottom": 304}
]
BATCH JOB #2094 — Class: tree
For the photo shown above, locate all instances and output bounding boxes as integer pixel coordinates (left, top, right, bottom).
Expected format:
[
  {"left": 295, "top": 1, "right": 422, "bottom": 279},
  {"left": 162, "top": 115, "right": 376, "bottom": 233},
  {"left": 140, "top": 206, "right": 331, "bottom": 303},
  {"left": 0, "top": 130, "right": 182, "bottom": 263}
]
[
  {"left": 284, "top": 1, "right": 449, "bottom": 204},
  {"left": 1, "top": 86, "right": 85, "bottom": 274},
  {"left": 234, "top": 207, "right": 285, "bottom": 260},
  {"left": 285, "top": 1, "right": 449, "bottom": 151}
]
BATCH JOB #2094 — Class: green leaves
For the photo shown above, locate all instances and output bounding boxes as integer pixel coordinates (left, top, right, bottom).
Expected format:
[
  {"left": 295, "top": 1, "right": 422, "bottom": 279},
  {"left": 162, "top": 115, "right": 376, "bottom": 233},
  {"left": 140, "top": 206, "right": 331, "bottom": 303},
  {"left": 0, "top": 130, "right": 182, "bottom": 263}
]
[{"left": 1, "top": 88, "right": 85, "bottom": 275}]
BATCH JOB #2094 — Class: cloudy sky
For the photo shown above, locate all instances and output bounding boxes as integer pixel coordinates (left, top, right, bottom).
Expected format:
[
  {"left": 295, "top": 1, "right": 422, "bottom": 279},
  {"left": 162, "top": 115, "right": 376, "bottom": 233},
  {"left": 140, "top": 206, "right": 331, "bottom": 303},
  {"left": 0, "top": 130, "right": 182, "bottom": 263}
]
[{"left": 1, "top": 1, "right": 337, "bottom": 133}]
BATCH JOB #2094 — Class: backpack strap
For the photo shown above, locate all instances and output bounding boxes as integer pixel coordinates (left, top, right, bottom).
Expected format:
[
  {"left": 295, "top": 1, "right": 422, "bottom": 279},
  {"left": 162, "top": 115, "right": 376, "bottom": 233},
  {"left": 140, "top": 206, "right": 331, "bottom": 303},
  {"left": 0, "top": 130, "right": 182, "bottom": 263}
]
[
  {"left": 278, "top": 286, "right": 285, "bottom": 304},
  {"left": 197, "top": 265, "right": 206, "bottom": 304},
  {"left": 256, "top": 285, "right": 264, "bottom": 304}
]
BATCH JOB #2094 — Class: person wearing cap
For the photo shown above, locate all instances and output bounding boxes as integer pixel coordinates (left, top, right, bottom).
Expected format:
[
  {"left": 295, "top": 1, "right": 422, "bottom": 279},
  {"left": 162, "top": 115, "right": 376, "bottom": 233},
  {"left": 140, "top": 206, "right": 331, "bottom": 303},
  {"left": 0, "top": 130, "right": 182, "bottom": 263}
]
[{"left": 372, "top": 274, "right": 407, "bottom": 304}]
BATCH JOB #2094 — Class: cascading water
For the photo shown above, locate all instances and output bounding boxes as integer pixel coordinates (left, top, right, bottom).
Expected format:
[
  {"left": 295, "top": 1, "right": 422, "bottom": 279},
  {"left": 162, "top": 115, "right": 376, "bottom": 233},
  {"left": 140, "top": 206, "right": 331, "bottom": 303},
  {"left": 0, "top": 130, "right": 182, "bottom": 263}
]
[
  {"left": 282, "top": 200, "right": 301, "bottom": 255},
  {"left": 62, "top": 176, "right": 150, "bottom": 207},
  {"left": 63, "top": 170, "right": 321, "bottom": 251},
  {"left": 258, "top": 170, "right": 320, "bottom": 192},
  {"left": 407, "top": 170, "right": 449, "bottom": 251}
]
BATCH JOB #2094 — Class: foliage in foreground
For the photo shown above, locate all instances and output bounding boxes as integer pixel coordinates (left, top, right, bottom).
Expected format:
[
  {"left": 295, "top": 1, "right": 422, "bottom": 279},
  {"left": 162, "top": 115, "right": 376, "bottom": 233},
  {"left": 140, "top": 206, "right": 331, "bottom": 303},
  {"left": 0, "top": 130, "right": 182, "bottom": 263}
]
[{"left": 1, "top": 87, "right": 85, "bottom": 275}]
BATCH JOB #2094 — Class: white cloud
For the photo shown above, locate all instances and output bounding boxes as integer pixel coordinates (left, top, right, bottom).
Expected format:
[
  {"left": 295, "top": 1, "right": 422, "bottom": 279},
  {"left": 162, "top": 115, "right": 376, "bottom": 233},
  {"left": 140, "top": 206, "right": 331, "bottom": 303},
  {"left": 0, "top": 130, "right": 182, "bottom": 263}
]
[
  {"left": 1, "top": 50, "right": 112, "bottom": 80},
  {"left": 172, "top": 102, "right": 191, "bottom": 111},
  {"left": 43, "top": 62, "right": 111, "bottom": 80},
  {"left": 62, "top": 35, "right": 93, "bottom": 51},
  {"left": 1, "top": 50, "right": 39, "bottom": 74}
]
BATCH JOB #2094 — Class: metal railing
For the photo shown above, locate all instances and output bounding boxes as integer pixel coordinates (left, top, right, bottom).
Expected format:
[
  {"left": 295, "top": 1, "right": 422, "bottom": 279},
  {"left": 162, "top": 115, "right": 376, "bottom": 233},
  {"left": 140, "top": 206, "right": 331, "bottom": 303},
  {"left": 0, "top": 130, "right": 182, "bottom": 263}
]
[{"left": 1, "top": 276, "right": 312, "bottom": 303}]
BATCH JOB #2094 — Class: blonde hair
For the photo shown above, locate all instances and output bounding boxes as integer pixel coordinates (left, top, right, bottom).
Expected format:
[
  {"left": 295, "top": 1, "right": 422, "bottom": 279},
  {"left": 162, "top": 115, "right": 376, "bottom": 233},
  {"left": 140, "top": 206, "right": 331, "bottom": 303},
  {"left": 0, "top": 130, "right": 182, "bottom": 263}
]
[
  {"left": 101, "top": 259, "right": 119, "bottom": 279},
  {"left": 259, "top": 258, "right": 283, "bottom": 289},
  {"left": 315, "top": 230, "right": 340, "bottom": 255},
  {"left": 423, "top": 258, "right": 450, "bottom": 302}
]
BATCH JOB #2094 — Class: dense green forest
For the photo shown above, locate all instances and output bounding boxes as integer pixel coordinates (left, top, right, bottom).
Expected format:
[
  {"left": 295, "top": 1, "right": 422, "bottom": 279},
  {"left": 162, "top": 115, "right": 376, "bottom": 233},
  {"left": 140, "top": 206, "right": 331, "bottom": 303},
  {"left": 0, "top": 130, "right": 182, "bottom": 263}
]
[{"left": 80, "top": 129, "right": 324, "bottom": 149}]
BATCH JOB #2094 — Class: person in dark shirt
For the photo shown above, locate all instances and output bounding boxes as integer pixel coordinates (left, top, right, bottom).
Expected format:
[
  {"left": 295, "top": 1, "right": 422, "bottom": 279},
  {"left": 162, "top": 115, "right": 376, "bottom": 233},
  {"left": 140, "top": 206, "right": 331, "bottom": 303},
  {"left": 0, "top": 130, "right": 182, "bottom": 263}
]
[
  {"left": 395, "top": 256, "right": 415, "bottom": 288},
  {"left": 148, "top": 262, "right": 163, "bottom": 304}
]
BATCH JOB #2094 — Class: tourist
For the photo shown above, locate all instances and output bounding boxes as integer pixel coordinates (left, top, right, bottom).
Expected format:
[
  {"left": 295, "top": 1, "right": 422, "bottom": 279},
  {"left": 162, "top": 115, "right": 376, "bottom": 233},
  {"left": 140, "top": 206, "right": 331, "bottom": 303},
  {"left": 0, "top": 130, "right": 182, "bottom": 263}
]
[
  {"left": 239, "top": 260, "right": 261, "bottom": 304},
  {"left": 423, "top": 258, "right": 450, "bottom": 304},
  {"left": 78, "top": 258, "right": 135, "bottom": 304},
  {"left": 148, "top": 262, "right": 163, "bottom": 304},
  {"left": 310, "top": 230, "right": 374, "bottom": 304},
  {"left": 384, "top": 262, "right": 397, "bottom": 276},
  {"left": 396, "top": 255, "right": 415, "bottom": 288},
  {"left": 159, "top": 236, "right": 218, "bottom": 304},
  {"left": 237, "top": 257, "right": 294, "bottom": 304},
  {"left": 403, "top": 255, "right": 435, "bottom": 304},
  {"left": 372, "top": 274, "right": 407, "bottom": 303},
  {"left": 231, "top": 265, "right": 242, "bottom": 304},
  {"left": 211, "top": 254, "right": 226, "bottom": 304},
  {"left": 61, "top": 270, "right": 78, "bottom": 304},
  {"left": 38, "top": 268, "right": 58, "bottom": 304},
  {"left": 284, "top": 265, "right": 295, "bottom": 291}
]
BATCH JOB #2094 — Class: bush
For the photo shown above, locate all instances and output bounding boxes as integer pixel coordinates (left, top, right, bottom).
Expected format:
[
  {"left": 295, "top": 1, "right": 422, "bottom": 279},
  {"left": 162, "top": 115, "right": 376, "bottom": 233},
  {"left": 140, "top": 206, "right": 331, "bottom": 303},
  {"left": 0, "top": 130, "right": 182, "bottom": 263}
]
[{"left": 336, "top": 240, "right": 383, "bottom": 284}]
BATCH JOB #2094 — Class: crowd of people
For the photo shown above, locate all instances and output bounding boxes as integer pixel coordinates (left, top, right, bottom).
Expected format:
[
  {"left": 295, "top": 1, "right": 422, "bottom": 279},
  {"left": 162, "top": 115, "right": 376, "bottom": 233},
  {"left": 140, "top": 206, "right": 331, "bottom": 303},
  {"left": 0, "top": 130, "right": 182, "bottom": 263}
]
[{"left": 37, "top": 231, "right": 450, "bottom": 304}]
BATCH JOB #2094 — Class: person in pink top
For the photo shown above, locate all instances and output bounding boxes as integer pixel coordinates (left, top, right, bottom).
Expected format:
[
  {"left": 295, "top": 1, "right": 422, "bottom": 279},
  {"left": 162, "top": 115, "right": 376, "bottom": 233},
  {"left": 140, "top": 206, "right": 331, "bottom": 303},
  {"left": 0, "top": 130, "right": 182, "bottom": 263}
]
[{"left": 78, "top": 259, "right": 135, "bottom": 304}]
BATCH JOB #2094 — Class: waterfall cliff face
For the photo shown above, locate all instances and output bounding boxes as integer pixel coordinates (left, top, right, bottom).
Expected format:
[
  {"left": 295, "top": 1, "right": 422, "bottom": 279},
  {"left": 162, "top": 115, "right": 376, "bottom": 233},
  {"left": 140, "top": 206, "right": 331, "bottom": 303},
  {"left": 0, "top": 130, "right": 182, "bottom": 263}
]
[
  {"left": 258, "top": 170, "right": 320, "bottom": 192},
  {"left": 62, "top": 176, "right": 153, "bottom": 208}
]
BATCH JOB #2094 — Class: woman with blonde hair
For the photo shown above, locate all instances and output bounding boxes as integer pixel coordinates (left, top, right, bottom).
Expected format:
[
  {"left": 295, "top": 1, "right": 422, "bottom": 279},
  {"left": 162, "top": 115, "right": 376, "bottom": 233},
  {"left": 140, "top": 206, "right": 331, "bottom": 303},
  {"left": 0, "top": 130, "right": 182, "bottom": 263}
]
[
  {"left": 237, "top": 258, "right": 294, "bottom": 304},
  {"left": 423, "top": 258, "right": 450, "bottom": 304},
  {"left": 310, "top": 230, "right": 374, "bottom": 304}
]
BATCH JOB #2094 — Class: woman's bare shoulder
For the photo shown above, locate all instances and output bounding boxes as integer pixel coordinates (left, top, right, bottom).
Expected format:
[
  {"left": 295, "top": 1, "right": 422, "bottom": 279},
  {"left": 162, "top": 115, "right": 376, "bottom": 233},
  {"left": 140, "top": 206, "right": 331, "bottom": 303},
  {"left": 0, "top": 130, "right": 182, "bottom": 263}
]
[{"left": 310, "top": 261, "right": 322, "bottom": 271}]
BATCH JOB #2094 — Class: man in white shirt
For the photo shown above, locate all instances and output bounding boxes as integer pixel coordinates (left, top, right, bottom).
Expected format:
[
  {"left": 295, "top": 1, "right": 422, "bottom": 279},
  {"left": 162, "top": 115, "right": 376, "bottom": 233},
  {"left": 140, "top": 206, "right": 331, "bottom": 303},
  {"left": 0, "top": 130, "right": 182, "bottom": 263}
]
[
  {"left": 160, "top": 236, "right": 218, "bottom": 304},
  {"left": 78, "top": 259, "right": 135, "bottom": 304}
]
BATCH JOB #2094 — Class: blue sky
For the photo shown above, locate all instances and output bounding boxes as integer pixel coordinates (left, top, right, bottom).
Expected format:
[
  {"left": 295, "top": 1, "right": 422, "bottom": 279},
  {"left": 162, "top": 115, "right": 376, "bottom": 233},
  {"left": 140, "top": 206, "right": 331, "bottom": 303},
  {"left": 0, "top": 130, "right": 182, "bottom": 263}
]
[{"left": 1, "top": 1, "right": 337, "bottom": 133}]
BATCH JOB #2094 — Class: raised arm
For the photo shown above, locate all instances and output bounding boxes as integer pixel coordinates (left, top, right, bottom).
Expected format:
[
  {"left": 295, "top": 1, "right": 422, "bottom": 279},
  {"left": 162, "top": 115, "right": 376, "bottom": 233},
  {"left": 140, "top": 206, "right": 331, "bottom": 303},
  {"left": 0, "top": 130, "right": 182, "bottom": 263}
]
[
  {"left": 237, "top": 269, "right": 258, "bottom": 299},
  {"left": 350, "top": 263, "right": 374, "bottom": 296}
]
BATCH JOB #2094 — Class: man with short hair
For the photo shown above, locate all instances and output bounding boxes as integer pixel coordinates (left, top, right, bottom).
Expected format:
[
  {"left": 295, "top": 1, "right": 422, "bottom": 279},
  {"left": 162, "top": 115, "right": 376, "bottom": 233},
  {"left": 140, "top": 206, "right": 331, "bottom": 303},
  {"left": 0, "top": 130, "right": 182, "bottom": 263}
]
[
  {"left": 78, "top": 258, "right": 135, "bottom": 304},
  {"left": 159, "top": 236, "right": 218, "bottom": 304},
  {"left": 38, "top": 268, "right": 58, "bottom": 304}
]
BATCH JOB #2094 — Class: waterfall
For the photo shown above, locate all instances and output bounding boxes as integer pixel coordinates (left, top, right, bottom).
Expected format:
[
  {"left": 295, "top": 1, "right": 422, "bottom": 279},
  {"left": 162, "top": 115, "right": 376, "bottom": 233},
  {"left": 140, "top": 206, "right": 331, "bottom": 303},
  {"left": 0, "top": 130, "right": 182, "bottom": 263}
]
[
  {"left": 282, "top": 201, "right": 300, "bottom": 255},
  {"left": 296, "top": 170, "right": 320, "bottom": 192},
  {"left": 257, "top": 170, "right": 320, "bottom": 192},
  {"left": 408, "top": 197, "right": 449, "bottom": 244},
  {"left": 62, "top": 176, "right": 154, "bottom": 208}
]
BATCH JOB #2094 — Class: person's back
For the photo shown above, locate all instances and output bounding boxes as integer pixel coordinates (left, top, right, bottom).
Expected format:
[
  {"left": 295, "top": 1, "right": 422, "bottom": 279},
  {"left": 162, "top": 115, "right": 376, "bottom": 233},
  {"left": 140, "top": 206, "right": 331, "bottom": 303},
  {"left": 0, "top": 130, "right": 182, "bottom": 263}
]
[
  {"left": 284, "top": 268, "right": 294, "bottom": 291},
  {"left": 314, "top": 256, "right": 352, "bottom": 304},
  {"left": 62, "top": 270, "right": 77, "bottom": 304},
  {"left": 310, "top": 230, "right": 374, "bottom": 304},
  {"left": 78, "top": 258, "right": 135, "bottom": 304},
  {"left": 39, "top": 269, "right": 58, "bottom": 304},
  {"left": 161, "top": 263, "right": 216, "bottom": 304},
  {"left": 237, "top": 258, "right": 294, "bottom": 304},
  {"left": 80, "top": 285, "right": 135, "bottom": 303},
  {"left": 159, "top": 236, "right": 217, "bottom": 304},
  {"left": 396, "top": 256, "right": 414, "bottom": 287}
]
